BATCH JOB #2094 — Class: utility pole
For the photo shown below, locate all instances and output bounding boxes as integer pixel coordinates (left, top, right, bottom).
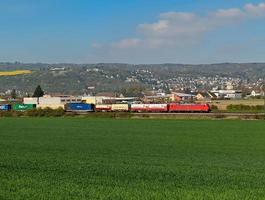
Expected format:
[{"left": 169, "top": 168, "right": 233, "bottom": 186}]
[
  {"left": 263, "top": 78, "right": 265, "bottom": 120},
  {"left": 263, "top": 81, "right": 265, "bottom": 120}
]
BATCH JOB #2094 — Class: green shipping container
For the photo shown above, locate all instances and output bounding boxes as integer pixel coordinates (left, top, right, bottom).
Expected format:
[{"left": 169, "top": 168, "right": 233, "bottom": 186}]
[{"left": 13, "top": 104, "right": 36, "bottom": 111}]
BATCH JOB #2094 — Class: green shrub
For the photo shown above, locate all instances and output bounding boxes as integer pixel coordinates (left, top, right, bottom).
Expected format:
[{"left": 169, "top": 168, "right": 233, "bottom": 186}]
[
  {"left": 227, "top": 104, "right": 264, "bottom": 112},
  {"left": 210, "top": 105, "right": 218, "bottom": 111},
  {"left": 26, "top": 107, "right": 65, "bottom": 117}
]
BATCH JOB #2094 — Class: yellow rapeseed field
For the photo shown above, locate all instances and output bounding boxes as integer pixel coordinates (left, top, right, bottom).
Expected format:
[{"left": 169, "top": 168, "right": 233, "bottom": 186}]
[{"left": 0, "top": 70, "right": 32, "bottom": 76}]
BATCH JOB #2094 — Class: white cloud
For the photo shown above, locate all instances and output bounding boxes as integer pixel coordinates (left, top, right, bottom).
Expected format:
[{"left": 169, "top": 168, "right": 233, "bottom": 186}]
[
  {"left": 112, "top": 38, "right": 142, "bottom": 49},
  {"left": 107, "top": 2, "right": 265, "bottom": 50},
  {"left": 244, "top": 2, "right": 265, "bottom": 17},
  {"left": 160, "top": 12, "right": 197, "bottom": 21},
  {"left": 214, "top": 8, "right": 244, "bottom": 19}
]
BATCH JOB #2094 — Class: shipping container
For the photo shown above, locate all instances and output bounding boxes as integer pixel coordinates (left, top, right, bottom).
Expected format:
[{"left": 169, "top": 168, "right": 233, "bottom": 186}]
[
  {"left": 168, "top": 103, "right": 210, "bottom": 113},
  {"left": 0, "top": 104, "right": 12, "bottom": 111},
  {"left": 95, "top": 104, "right": 112, "bottom": 112},
  {"left": 65, "top": 103, "right": 94, "bottom": 112},
  {"left": 12, "top": 104, "right": 36, "bottom": 111},
  {"left": 111, "top": 104, "right": 129, "bottom": 112},
  {"left": 37, "top": 104, "right": 64, "bottom": 109}
]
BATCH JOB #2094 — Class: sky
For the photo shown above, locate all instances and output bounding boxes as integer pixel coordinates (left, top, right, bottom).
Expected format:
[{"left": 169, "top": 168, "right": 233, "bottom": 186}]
[{"left": 0, "top": 0, "right": 265, "bottom": 64}]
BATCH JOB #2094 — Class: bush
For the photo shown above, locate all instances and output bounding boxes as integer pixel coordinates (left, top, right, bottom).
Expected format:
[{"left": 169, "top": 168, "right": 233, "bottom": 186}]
[
  {"left": 210, "top": 105, "right": 218, "bottom": 111},
  {"left": 227, "top": 104, "right": 264, "bottom": 112},
  {"left": 0, "top": 108, "right": 66, "bottom": 118},
  {"left": 26, "top": 107, "right": 65, "bottom": 117},
  {"left": 0, "top": 111, "right": 24, "bottom": 117}
]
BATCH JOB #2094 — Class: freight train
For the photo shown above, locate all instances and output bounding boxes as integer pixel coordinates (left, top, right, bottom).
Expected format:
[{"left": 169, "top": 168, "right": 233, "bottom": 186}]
[{"left": 0, "top": 103, "right": 211, "bottom": 113}]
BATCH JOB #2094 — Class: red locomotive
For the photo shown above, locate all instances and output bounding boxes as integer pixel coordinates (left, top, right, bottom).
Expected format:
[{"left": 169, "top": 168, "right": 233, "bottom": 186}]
[{"left": 167, "top": 103, "right": 210, "bottom": 113}]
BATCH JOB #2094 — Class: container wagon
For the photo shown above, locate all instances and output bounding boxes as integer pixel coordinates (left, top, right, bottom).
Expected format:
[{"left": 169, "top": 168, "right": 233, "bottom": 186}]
[
  {"left": 130, "top": 104, "right": 147, "bottom": 112},
  {"left": 168, "top": 103, "right": 210, "bottom": 113},
  {"left": 146, "top": 104, "right": 168, "bottom": 112},
  {"left": 131, "top": 104, "right": 168, "bottom": 112},
  {"left": 12, "top": 104, "right": 36, "bottom": 111},
  {"left": 95, "top": 104, "right": 112, "bottom": 112},
  {"left": 0, "top": 104, "right": 12, "bottom": 111},
  {"left": 65, "top": 103, "right": 95, "bottom": 112}
]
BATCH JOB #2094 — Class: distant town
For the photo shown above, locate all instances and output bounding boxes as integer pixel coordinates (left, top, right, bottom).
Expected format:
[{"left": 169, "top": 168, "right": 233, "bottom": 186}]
[{"left": 0, "top": 62, "right": 264, "bottom": 103}]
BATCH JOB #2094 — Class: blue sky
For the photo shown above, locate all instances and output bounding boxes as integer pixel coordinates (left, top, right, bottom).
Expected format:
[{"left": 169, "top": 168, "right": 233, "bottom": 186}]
[{"left": 0, "top": 0, "right": 265, "bottom": 64}]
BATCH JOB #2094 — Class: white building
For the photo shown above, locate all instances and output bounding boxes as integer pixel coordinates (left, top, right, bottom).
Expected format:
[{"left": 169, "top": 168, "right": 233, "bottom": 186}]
[
  {"left": 211, "top": 90, "right": 242, "bottom": 99},
  {"left": 23, "top": 95, "right": 82, "bottom": 109},
  {"left": 250, "top": 90, "right": 262, "bottom": 97},
  {"left": 82, "top": 96, "right": 104, "bottom": 104}
]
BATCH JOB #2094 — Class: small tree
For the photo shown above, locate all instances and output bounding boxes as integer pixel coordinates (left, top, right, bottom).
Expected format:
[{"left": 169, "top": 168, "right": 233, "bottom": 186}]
[{"left": 33, "top": 85, "right": 44, "bottom": 98}]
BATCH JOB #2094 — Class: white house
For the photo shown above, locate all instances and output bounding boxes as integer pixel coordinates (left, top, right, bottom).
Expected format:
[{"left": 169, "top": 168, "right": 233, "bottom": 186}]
[
  {"left": 250, "top": 90, "right": 262, "bottom": 97},
  {"left": 211, "top": 90, "right": 242, "bottom": 99}
]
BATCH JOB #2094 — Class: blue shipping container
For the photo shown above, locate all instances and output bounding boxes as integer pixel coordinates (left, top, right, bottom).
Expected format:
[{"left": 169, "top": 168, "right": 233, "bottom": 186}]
[
  {"left": 0, "top": 104, "right": 11, "bottom": 111},
  {"left": 66, "top": 103, "right": 94, "bottom": 112}
]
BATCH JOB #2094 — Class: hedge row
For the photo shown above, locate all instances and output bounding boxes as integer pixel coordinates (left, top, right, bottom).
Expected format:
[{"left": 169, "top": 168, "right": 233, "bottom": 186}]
[
  {"left": 227, "top": 104, "right": 265, "bottom": 112},
  {"left": 0, "top": 108, "right": 65, "bottom": 117}
]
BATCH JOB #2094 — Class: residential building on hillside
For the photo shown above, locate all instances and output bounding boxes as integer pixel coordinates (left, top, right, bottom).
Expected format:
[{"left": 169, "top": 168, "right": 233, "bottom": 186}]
[{"left": 196, "top": 92, "right": 217, "bottom": 101}]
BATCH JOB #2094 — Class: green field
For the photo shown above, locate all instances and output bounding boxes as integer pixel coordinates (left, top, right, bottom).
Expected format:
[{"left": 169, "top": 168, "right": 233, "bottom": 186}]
[{"left": 0, "top": 118, "right": 265, "bottom": 200}]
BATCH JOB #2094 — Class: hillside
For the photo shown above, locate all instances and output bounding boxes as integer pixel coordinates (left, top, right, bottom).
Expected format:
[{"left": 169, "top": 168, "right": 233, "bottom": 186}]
[{"left": 0, "top": 62, "right": 264, "bottom": 95}]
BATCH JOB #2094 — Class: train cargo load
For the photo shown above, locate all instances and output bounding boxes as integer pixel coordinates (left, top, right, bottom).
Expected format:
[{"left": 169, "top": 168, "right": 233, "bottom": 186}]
[
  {"left": 131, "top": 104, "right": 147, "bottom": 112},
  {"left": 37, "top": 104, "right": 64, "bottom": 109},
  {"left": 168, "top": 103, "right": 210, "bottom": 113},
  {"left": 65, "top": 103, "right": 94, "bottom": 112},
  {"left": 12, "top": 104, "right": 36, "bottom": 111},
  {"left": 111, "top": 104, "right": 129, "bottom": 112},
  {"left": 95, "top": 104, "right": 112, "bottom": 112},
  {"left": 0, "top": 104, "right": 12, "bottom": 111}
]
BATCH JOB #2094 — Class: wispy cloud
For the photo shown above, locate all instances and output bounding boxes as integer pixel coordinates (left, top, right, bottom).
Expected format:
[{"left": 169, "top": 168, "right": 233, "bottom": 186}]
[
  {"left": 245, "top": 2, "right": 265, "bottom": 17},
  {"left": 105, "top": 2, "right": 265, "bottom": 49},
  {"left": 111, "top": 38, "right": 141, "bottom": 49}
]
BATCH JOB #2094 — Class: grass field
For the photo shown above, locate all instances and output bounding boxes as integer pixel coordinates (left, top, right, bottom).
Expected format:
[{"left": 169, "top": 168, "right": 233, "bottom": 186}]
[
  {"left": 0, "top": 118, "right": 265, "bottom": 200},
  {"left": 0, "top": 70, "right": 32, "bottom": 76}
]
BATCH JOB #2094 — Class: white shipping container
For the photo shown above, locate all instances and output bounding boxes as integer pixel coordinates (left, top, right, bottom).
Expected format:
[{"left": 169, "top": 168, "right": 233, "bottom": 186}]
[
  {"left": 131, "top": 104, "right": 146, "bottom": 109},
  {"left": 37, "top": 104, "right": 64, "bottom": 109},
  {"left": 111, "top": 104, "right": 129, "bottom": 111}
]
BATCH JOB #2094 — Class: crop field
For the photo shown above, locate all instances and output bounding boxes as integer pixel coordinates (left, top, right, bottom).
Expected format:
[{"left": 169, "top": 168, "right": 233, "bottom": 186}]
[
  {"left": 0, "top": 118, "right": 265, "bottom": 200},
  {"left": 0, "top": 70, "right": 32, "bottom": 76}
]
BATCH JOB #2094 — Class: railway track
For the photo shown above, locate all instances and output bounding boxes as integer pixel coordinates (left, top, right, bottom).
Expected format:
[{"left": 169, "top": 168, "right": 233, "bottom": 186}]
[
  {"left": 132, "top": 112, "right": 265, "bottom": 116},
  {"left": 72, "top": 112, "right": 265, "bottom": 119}
]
